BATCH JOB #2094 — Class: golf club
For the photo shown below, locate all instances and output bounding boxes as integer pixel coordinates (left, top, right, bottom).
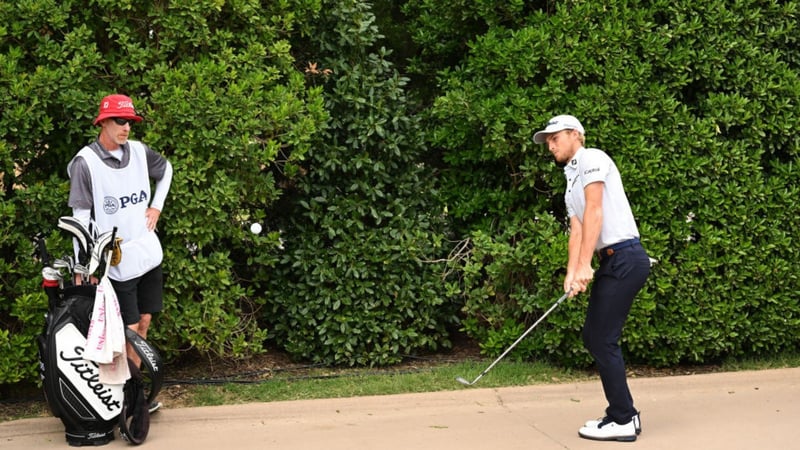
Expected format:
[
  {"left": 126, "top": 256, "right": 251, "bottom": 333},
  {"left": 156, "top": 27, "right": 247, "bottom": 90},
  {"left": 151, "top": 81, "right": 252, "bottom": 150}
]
[
  {"left": 455, "top": 289, "right": 572, "bottom": 386},
  {"left": 73, "top": 264, "right": 90, "bottom": 284},
  {"left": 53, "top": 256, "right": 74, "bottom": 280},
  {"left": 42, "top": 266, "right": 64, "bottom": 290}
]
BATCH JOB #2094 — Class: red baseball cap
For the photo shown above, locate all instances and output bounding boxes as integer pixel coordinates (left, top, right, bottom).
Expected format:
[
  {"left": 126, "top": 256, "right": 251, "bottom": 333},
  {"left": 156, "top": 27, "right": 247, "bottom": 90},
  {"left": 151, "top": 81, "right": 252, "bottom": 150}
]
[{"left": 93, "top": 94, "right": 143, "bottom": 126}]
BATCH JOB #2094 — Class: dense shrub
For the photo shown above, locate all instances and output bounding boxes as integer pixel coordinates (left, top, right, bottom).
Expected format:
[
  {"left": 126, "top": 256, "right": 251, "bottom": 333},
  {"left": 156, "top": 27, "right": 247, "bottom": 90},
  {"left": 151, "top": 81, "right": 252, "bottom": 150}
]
[
  {"left": 2, "top": 0, "right": 800, "bottom": 386},
  {"left": 414, "top": 0, "right": 800, "bottom": 366},
  {"left": 0, "top": 0, "right": 325, "bottom": 383},
  {"left": 263, "top": 0, "right": 457, "bottom": 366}
]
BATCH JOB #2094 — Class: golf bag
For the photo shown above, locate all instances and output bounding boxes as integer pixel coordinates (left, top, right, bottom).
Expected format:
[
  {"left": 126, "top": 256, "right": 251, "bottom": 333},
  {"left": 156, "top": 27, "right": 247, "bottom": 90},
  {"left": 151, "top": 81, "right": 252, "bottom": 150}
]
[{"left": 37, "top": 282, "right": 164, "bottom": 446}]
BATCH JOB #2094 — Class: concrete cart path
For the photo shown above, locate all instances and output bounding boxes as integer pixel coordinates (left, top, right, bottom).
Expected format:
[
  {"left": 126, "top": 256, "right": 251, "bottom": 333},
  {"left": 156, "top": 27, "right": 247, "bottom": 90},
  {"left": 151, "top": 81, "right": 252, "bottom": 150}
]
[{"left": 2, "top": 367, "right": 798, "bottom": 449}]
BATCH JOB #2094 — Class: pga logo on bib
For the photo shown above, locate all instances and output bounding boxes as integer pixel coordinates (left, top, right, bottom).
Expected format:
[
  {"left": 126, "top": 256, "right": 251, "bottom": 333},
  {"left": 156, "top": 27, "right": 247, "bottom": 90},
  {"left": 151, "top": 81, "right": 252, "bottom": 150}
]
[{"left": 102, "top": 191, "right": 149, "bottom": 215}]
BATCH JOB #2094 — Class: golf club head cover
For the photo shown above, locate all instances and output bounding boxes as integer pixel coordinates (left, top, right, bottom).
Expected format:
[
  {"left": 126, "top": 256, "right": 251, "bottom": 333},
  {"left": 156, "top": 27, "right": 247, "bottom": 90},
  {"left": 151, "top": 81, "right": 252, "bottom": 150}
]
[
  {"left": 89, "top": 230, "right": 115, "bottom": 275},
  {"left": 57, "top": 216, "right": 93, "bottom": 265}
]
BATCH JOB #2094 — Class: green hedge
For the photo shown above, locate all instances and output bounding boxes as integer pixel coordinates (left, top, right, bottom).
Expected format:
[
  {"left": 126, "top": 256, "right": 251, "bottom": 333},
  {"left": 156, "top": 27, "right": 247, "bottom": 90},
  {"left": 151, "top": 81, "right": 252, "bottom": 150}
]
[
  {"left": 0, "top": 0, "right": 326, "bottom": 384},
  {"left": 262, "top": 0, "right": 457, "bottom": 366},
  {"left": 417, "top": 0, "right": 800, "bottom": 366},
  {"left": 3, "top": 0, "right": 800, "bottom": 386}
]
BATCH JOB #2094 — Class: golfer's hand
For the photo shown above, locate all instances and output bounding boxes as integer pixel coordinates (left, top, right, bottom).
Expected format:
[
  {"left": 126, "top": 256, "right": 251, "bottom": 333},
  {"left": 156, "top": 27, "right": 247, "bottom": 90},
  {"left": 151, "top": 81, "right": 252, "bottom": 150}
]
[
  {"left": 571, "top": 264, "right": 594, "bottom": 295},
  {"left": 564, "top": 275, "right": 579, "bottom": 298},
  {"left": 145, "top": 208, "right": 161, "bottom": 231}
]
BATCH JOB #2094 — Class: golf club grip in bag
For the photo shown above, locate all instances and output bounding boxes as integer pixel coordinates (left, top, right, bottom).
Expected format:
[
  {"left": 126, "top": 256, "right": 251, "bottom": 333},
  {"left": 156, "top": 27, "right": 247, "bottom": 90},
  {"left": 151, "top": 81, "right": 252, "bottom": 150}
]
[{"left": 38, "top": 285, "right": 164, "bottom": 446}]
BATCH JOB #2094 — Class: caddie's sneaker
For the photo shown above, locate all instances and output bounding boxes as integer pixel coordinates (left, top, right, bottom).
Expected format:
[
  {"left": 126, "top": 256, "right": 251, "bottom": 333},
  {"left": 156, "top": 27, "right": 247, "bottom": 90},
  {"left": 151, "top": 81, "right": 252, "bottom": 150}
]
[
  {"left": 585, "top": 412, "right": 641, "bottom": 435},
  {"left": 148, "top": 401, "right": 162, "bottom": 414},
  {"left": 579, "top": 417, "right": 637, "bottom": 442}
]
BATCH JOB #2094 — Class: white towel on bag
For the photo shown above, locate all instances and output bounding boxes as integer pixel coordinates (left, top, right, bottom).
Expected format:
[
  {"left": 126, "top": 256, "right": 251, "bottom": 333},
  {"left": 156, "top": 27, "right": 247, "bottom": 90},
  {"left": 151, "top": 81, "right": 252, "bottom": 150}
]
[{"left": 84, "top": 275, "right": 131, "bottom": 384}]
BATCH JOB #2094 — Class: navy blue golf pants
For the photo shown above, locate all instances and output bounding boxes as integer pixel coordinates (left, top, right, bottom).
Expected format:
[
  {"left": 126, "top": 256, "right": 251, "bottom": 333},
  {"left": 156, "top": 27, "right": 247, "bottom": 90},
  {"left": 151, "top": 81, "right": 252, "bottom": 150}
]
[{"left": 582, "top": 242, "right": 650, "bottom": 424}]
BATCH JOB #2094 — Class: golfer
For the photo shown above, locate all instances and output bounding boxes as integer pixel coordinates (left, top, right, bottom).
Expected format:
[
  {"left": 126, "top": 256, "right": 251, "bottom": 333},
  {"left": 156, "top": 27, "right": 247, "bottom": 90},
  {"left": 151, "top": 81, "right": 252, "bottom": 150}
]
[{"left": 534, "top": 115, "right": 650, "bottom": 442}]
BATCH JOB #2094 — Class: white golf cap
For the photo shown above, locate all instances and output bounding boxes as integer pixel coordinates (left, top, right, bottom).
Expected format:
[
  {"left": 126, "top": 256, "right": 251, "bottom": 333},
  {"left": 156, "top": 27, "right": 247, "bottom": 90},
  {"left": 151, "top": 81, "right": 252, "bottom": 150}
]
[{"left": 533, "top": 115, "right": 585, "bottom": 144}]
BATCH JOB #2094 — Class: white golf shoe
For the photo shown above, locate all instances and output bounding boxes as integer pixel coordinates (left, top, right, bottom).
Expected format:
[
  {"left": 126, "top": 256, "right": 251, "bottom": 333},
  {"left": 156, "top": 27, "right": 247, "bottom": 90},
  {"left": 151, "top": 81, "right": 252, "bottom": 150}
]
[
  {"left": 148, "top": 401, "right": 162, "bottom": 414},
  {"left": 579, "top": 416, "right": 638, "bottom": 442},
  {"left": 585, "top": 412, "right": 641, "bottom": 434}
]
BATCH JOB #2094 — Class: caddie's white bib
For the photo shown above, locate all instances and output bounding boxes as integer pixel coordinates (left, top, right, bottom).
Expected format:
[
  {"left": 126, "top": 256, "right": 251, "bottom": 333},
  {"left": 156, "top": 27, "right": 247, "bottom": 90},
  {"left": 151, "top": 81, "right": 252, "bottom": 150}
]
[{"left": 78, "top": 141, "right": 163, "bottom": 281}]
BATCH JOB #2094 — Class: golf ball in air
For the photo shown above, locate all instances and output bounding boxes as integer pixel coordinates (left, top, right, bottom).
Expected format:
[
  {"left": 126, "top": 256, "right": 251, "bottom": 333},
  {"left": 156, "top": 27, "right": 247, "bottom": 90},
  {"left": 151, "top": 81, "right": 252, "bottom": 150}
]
[{"left": 250, "top": 223, "right": 262, "bottom": 234}]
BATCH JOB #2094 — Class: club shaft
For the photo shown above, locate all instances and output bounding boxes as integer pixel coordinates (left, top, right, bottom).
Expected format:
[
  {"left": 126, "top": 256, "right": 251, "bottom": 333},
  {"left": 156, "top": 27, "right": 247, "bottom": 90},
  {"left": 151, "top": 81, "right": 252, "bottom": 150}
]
[{"left": 468, "top": 290, "right": 570, "bottom": 384}]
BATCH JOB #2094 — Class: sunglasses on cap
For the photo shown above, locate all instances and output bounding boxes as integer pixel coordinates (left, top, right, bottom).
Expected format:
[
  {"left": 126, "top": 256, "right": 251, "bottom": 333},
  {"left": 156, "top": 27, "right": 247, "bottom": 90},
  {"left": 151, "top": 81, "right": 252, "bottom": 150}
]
[{"left": 111, "top": 117, "right": 136, "bottom": 126}]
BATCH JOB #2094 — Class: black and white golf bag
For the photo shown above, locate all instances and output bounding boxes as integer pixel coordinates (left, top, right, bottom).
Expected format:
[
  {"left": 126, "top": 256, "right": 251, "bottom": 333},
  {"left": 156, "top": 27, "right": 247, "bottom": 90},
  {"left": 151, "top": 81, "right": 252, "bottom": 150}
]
[{"left": 37, "top": 280, "right": 163, "bottom": 446}]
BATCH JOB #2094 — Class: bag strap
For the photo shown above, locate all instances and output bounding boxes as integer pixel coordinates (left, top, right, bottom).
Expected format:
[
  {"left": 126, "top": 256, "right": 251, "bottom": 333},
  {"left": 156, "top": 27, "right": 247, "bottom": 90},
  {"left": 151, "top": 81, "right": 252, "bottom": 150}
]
[{"left": 119, "top": 358, "right": 150, "bottom": 445}]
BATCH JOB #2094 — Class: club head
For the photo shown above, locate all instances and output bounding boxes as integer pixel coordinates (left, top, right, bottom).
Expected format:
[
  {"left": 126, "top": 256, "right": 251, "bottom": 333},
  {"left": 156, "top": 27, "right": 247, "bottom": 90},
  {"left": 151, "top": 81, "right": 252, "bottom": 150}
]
[{"left": 455, "top": 376, "right": 473, "bottom": 386}]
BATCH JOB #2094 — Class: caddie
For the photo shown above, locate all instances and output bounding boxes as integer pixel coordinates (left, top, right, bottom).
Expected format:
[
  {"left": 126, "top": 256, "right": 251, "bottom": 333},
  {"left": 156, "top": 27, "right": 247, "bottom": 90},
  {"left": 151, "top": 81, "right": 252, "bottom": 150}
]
[{"left": 67, "top": 93, "right": 172, "bottom": 413}]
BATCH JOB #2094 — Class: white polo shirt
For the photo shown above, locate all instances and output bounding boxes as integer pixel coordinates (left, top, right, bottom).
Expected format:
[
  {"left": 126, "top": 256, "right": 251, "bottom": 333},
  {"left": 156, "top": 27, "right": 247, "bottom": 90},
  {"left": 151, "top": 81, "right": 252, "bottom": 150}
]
[{"left": 564, "top": 147, "right": 639, "bottom": 250}]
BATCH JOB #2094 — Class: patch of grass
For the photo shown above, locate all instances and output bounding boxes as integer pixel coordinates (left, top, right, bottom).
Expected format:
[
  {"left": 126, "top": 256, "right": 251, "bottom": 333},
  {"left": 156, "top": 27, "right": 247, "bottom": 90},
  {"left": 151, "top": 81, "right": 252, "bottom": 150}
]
[
  {"left": 178, "top": 351, "right": 800, "bottom": 409},
  {"left": 179, "top": 361, "right": 594, "bottom": 408},
  {"left": 720, "top": 350, "right": 800, "bottom": 372},
  {"left": 5, "top": 350, "right": 800, "bottom": 421}
]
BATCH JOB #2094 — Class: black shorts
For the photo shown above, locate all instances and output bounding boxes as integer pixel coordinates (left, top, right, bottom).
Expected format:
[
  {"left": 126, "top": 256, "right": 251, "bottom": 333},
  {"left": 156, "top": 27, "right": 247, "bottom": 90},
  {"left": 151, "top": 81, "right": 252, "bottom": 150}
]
[{"left": 110, "top": 265, "right": 164, "bottom": 326}]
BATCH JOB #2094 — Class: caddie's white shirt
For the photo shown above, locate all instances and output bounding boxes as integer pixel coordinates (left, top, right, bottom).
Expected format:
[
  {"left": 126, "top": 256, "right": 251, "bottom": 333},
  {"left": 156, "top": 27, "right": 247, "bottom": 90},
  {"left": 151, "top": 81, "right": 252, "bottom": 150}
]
[{"left": 564, "top": 147, "right": 639, "bottom": 250}]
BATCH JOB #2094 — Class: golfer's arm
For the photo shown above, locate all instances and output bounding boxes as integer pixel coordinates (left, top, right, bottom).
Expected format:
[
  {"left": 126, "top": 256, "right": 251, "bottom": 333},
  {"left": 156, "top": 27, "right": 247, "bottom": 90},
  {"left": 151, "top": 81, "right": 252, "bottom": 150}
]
[
  {"left": 567, "top": 215, "right": 582, "bottom": 276},
  {"left": 579, "top": 182, "right": 604, "bottom": 266}
]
